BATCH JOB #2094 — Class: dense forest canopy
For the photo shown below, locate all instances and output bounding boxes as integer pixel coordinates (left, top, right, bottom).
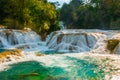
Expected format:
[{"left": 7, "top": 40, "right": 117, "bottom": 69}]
[
  {"left": 0, "top": 0, "right": 120, "bottom": 37},
  {"left": 0, "top": 0, "right": 60, "bottom": 38},
  {"left": 59, "top": 0, "right": 120, "bottom": 29}
]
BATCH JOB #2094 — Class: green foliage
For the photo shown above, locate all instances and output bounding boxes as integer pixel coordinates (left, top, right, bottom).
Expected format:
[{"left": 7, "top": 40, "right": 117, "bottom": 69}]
[
  {"left": 0, "top": 0, "right": 59, "bottom": 36},
  {"left": 110, "top": 19, "right": 120, "bottom": 29},
  {"left": 107, "top": 39, "right": 120, "bottom": 52},
  {"left": 60, "top": 0, "right": 120, "bottom": 29}
]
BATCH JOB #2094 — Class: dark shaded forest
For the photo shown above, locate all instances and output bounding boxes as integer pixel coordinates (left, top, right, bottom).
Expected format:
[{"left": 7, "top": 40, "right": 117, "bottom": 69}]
[{"left": 60, "top": 0, "right": 120, "bottom": 30}]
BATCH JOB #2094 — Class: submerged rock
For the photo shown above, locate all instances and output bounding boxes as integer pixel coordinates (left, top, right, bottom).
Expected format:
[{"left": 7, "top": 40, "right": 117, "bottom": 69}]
[
  {"left": 19, "top": 73, "right": 39, "bottom": 77},
  {"left": 36, "top": 53, "right": 45, "bottom": 56}
]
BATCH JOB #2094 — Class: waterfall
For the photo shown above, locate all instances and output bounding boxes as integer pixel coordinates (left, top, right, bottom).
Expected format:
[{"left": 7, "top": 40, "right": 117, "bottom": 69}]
[
  {"left": 47, "top": 29, "right": 120, "bottom": 53},
  {"left": 0, "top": 29, "right": 120, "bottom": 54},
  {"left": 0, "top": 29, "right": 46, "bottom": 51}
]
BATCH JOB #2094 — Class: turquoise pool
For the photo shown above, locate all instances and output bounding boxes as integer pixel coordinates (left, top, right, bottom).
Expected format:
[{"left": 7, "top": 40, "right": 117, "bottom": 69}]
[{"left": 0, "top": 56, "right": 105, "bottom": 80}]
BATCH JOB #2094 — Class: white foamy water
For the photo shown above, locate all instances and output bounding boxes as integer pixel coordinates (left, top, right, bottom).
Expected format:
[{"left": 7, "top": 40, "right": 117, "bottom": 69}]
[
  {"left": 0, "top": 29, "right": 120, "bottom": 80},
  {"left": 0, "top": 53, "right": 120, "bottom": 80},
  {"left": 47, "top": 29, "right": 120, "bottom": 54},
  {"left": 0, "top": 29, "right": 49, "bottom": 52},
  {"left": 0, "top": 29, "right": 120, "bottom": 53}
]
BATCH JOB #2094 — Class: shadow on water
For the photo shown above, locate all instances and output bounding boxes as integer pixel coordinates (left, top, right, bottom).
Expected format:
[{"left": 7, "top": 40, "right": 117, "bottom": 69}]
[
  {"left": 40, "top": 50, "right": 73, "bottom": 54},
  {"left": 0, "top": 49, "right": 8, "bottom": 53},
  {"left": 40, "top": 50, "right": 59, "bottom": 54},
  {"left": 0, "top": 57, "right": 105, "bottom": 80}
]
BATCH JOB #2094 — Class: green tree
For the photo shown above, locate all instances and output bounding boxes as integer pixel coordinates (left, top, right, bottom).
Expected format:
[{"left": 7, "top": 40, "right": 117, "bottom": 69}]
[
  {"left": 0, "top": 0, "right": 60, "bottom": 39},
  {"left": 60, "top": 0, "right": 83, "bottom": 28},
  {"left": 59, "top": 0, "right": 120, "bottom": 29}
]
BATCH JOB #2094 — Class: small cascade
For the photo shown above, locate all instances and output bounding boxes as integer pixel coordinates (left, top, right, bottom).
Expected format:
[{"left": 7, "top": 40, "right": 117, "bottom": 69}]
[
  {"left": 47, "top": 29, "right": 120, "bottom": 53},
  {"left": 0, "top": 36, "right": 9, "bottom": 48},
  {"left": 7, "top": 30, "right": 41, "bottom": 45},
  {"left": 47, "top": 30, "right": 104, "bottom": 52},
  {"left": 0, "top": 29, "right": 47, "bottom": 52},
  {"left": 93, "top": 32, "right": 120, "bottom": 54}
]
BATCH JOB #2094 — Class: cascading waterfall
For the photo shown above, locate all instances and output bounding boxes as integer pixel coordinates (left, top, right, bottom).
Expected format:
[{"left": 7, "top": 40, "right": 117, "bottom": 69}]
[
  {"left": 0, "top": 29, "right": 119, "bottom": 53},
  {"left": 0, "top": 29, "right": 120, "bottom": 80},
  {"left": 0, "top": 29, "right": 48, "bottom": 52},
  {"left": 47, "top": 29, "right": 120, "bottom": 53}
]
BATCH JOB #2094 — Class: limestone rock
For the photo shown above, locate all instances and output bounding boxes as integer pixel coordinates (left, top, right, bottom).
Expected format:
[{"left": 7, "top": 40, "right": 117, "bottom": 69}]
[{"left": 0, "top": 49, "right": 24, "bottom": 63}]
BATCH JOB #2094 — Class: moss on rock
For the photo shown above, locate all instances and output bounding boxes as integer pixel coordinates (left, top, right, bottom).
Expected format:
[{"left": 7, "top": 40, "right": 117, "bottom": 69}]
[
  {"left": 107, "top": 39, "right": 120, "bottom": 53},
  {"left": 36, "top": 53, "right": 45, "bottom": 56}
]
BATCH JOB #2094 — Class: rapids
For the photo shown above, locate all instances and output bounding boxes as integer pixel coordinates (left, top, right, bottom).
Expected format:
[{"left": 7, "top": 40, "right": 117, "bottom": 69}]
[
  {"left": 0, "top": 29, "right": 120, "bottom": 80},
  {"left": 0, "top": 29, "right": 120, "bottom": 54},
  {"left": 0, "top": 29, "right": 48, "bottom": 52},
  {"left": 47, "top": 29, "right": 120, "bottom": 54}
]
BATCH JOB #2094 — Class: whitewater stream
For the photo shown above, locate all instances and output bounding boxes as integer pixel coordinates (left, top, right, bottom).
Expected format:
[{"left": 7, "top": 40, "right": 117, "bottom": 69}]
[{"left": 0, "top": 29, "right": 120, "bottom": 80}]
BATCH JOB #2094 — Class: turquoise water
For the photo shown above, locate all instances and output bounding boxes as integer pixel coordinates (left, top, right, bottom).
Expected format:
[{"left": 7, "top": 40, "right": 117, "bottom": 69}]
[
  {"left": 0, "top": 56, "right": 105, "bottom": 80},
  {"left": 40, "top": 50, "right": 59, "bottom": 54},
  {"left": 0, "top": 49, "right": 7, "bottom": 53},
  {"left": 40, "top": 50, "right": 73, "bottom": 54}
]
